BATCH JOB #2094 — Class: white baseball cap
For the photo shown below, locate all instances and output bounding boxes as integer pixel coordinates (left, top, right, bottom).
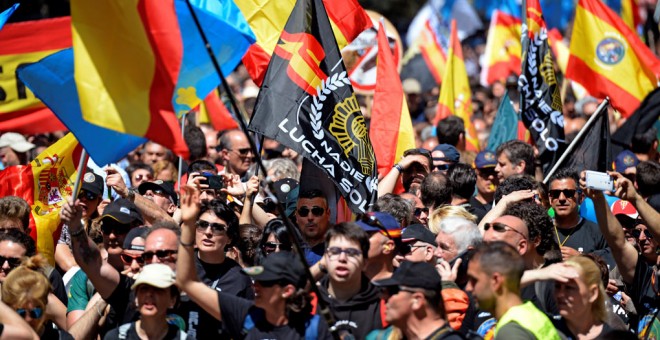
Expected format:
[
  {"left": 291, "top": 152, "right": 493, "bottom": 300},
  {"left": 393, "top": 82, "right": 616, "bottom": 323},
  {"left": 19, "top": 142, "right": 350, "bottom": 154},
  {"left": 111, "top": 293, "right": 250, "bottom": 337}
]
[
  {"left": 131, "top": 263, "right": 176, "bottom": 290},
  {"left": 0, "top": 132, "right": 35, "bottom": 153}
]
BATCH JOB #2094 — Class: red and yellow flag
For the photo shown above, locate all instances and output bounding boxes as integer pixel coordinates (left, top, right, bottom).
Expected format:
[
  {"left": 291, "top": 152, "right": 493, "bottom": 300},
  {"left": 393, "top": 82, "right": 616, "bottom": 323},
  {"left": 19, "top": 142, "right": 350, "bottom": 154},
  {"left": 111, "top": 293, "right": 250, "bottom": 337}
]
[
  {"left": 0, "top": 133, "right": 83, "bottom": 265},
  {"left": 237, "top": 0, "right": 372, "bottom": 85},
  {"left": 369, "top": 21, "right": 415, "bottom": 179},
  {"left": 567, "top": 0, "right": 660, "bottom": 118},
  {"left": 197, "top": 91, "right": 239, "bottom": 131},
  {"left": 480, "top": 10, "right": 521, "bottom": 86},
  {"left": 434, "top": 20, "right": 479, "bottom": 152},
  {"left": 0, "top": 17, "right": 69, "bottom": 134},
  {"left": 416, "top": 19, "right": 447, "bottom": 85}
]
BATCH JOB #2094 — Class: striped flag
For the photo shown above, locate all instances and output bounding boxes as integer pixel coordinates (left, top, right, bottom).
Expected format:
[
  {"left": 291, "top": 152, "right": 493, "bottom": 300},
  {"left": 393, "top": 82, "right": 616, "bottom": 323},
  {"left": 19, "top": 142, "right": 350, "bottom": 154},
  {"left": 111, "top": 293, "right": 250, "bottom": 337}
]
[
  {"left": 370, "top": 20, "right": 415, "bottom": 179},
  {"left": 567, "top": 0, "right": 660, "bottom": 118},
  {"left": 480, "top": 10, "right": 522, "bottom": 86},
  {"left": 434, "top": 20, "right": 479, "bottom": 152},
  {"left": 605, "top": 0, "right": 641, "bottom": 32}
]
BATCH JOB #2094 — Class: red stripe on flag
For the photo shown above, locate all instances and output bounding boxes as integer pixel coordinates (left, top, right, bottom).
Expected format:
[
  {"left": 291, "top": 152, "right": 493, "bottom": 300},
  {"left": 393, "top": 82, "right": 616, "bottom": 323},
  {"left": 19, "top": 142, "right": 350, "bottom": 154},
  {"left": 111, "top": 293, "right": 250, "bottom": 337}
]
[
  {"left": 0, "top": 17, "right": 71, "bottom": 55},
  {"left": 203, "top": 92, "right": 238, "bottom": 131},
  {"left": 0, "top": 107, "right": 65, "bottom": 134},
  {"left": 323, "top": 0, "right": 371, "bottom": 42},
  {"left": 242, "top": 44, "right": 271, "bottom": 87}
]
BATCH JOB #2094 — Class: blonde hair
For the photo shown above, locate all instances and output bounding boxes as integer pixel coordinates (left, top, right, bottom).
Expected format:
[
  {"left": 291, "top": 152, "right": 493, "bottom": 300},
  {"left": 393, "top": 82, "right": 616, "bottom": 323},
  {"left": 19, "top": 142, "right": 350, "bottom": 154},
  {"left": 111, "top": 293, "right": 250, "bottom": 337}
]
[
  {"left": 152, "top": 160, "right": 178, "bottom": 181},
  {"left": 428, "top": 205, "right": 477, "bottom": 234},
  {"left": 565, "top": 256, "right": 608, "bottom": 323},
  {"left": 1, "top": 254, "right": 51, "bottom": 309}
]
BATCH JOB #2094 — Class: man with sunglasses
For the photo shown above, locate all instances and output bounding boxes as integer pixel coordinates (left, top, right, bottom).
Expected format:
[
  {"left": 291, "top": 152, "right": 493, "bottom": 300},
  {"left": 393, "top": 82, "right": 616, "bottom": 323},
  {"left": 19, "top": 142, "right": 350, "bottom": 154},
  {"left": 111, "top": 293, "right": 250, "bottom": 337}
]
[
  {"left": 217, "top": 129, "right": 254, "bottom": 180},
  {"left": 138, "top": 180, "right": 178, "bottom": 217},
  {"left": 295, "top": 189, "right": 331, "bottom": 265},
  {"left": 371, "top": 261, "right": 464, "bottom": 340},
  {"left": 395, "top": 224, "right": 437, "bottom": 265},
  {"left": 378, "top": 148, "right": 432, "bottom": 197},
  {"left": 471, "top": 151, "right": 499, "bottom": 219},
  {"left": 548, "top": 168, "right": 609, "bottom": 261},
  {"left": 356, "top": 212, "right": 402, "bottom": 281},
  {"left": 432, "top": 144, "right": 460, "bottom": 173}
]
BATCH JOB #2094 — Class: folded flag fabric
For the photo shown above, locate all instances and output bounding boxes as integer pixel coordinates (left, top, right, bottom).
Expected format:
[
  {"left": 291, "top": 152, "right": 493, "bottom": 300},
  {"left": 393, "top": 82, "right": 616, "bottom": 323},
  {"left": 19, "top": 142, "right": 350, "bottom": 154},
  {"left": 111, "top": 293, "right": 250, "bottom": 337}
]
[
  {"left": 0, "top": 3, "right": 19, "bottom": 31},
  {"left": 480, "top": 10, "right": 522, "bottom": 86}
]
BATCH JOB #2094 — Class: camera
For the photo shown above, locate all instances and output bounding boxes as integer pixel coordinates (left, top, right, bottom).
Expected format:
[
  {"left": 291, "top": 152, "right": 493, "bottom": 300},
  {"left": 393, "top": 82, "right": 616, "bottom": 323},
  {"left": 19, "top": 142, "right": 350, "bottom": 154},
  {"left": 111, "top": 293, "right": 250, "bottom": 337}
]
[{"left": 585, "top": 170, "right": 614, "bottom": 192}]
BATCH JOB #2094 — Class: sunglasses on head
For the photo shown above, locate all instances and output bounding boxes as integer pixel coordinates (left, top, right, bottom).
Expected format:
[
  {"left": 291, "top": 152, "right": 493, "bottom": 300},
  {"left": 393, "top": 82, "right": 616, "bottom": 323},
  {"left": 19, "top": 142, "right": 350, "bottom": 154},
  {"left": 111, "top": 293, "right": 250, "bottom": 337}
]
[
  {"left": 141, "top": 249, "right": 177, "bottom": 264},
  {"left": 484, "top": 222, "right": 527, "bottom": 239},
  {"left": 79, "top": 190, "right": 98, "bottom": 201},
  {"left": 359, "top": 213, "right": 394, "bottom": 239},
  {"left": 380, "top": 286, "right": 421, "bottom": 297},
  {"left": 196, "top": 220, "right": 227, "bottom": 235},
  {"left": 548, "top": 189, "right": 579, "bottom": 199},
  {"left": 298, "top": 206, "right": 325, "bottom": 217},
  {"left": 231, "top": 148, "right": 252, "bottom": 156},
  {"left": 101, "top": 221, "right": 132, "bottom": 235},
  {"left": 257, "top": 279, "right": 288, "bottom": 288},
  {"left": 262, "top": 241, "right": 292, "bottom": 254},
  {"left": 120, "top": 253, "right": 145, "bottom": 266},
  {"left": 16, "top": 307, "right": 43, "bottom": 319},
  {"left": 414, "top": 207, "right": 430, "bottom": 217},
  {"left": 632, "top": 229, "right": 653, "bottom": 239},
  {"left": 0, "top": 255, "right": 21, "bottom": 268}
]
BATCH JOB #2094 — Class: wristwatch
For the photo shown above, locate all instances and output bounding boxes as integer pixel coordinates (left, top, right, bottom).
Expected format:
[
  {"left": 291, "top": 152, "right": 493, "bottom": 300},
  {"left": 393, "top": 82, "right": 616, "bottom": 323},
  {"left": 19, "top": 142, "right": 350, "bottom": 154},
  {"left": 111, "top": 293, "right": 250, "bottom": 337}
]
[
  {"left": 126, "top": 188, "right": 137, "bottom": 202},
  {"left": 393, "top": 164, "right": 403, "bottom": 173}
]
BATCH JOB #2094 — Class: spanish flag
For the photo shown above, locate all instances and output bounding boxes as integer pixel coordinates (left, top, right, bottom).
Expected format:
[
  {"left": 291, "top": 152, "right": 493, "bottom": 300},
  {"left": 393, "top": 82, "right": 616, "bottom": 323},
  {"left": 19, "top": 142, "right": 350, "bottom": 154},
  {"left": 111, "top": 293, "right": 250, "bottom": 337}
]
[
  {"left": 567, "top": 0, "right": 660, "bottom": 118},
  {"left": 238, "top": 0, "right": 372, "bottom": 85},
  {"left": 480, "top": 10, "right": 521, "bottom": 86},
  {"left": 71, "top": 0, "right": 256, "bottom": 159},
  {"left": 434, "top": 20, "right": 479, "bottom": 152},
  {"left": 547, "top": 29, "right": 588, "bottom": 100},
  {"left": 370, "top": 21, "right": 415, "bottom": 179},
  {"left": 605, "top": 0, "right": 641, "bottom": 32},
  {"left": 0, "top": 133, "right": 83, "bottom": 265},
  {"left": 197, "top": 91, "right": 239, "bottom": 132}
]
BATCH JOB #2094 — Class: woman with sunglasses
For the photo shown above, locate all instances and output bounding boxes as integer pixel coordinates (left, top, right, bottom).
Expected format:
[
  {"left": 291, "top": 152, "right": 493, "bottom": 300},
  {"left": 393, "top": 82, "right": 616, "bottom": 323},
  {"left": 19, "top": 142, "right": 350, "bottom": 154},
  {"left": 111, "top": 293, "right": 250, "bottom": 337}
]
[
  {"left": 256, "top": 219, "right": 297, "bottom": 264},
  {"left": 120, "top": 228, "right": 147, "bottom": 278},
  {"left": 2, "top": 254, "right": 73, "bottom": 339},
  {"left": 178, "top": 185, "right": 332, "bottom": 339},
  {"left": 552, "top": 256, "right": 615, "bottom": 339}
]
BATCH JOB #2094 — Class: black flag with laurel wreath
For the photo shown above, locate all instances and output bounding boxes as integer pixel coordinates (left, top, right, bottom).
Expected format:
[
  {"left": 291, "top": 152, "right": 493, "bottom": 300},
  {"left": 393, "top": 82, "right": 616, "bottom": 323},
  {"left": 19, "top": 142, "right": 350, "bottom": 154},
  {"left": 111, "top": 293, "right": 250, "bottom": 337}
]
[
  {"left": 248, "top": 0, "right": 377, "bottom": 214},
  {"left": 518, "top": 0, "right": 567, "bottom": 175}
]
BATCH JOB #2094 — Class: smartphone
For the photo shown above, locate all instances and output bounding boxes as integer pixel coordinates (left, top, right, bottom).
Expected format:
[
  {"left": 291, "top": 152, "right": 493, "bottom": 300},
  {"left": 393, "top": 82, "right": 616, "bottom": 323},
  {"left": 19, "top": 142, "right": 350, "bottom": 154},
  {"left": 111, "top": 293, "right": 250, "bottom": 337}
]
[
  {"left": 201, "top": 172, "right": 224, "bottom": 190},
  {"left": 585, "top": 170, "right": 614, "bottom": 191}
]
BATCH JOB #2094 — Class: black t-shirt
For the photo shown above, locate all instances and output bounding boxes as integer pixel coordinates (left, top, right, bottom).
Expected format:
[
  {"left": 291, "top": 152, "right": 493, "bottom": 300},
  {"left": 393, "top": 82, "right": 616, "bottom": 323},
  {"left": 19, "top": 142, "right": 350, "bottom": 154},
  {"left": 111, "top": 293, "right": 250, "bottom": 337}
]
[
  {"left": 551, "top": 317, "right": 613, "bottom": 340},
  {"left": 425, "top": 324, "right": 466, "bottom": 340},
  {"left": 41, "top": 321, "right": 74, "bottom": 340},
  {"left": 468, "top": 197, "right": 490, "bottom": 223},
  {"left": 103, "top": 322, "right": 184, "bottom": 340},
  {"left": 217, "top": 292, "right": 332, "bottom": 339},
  {"left": 555, "top": 219, "right": 612, "bottom": 264},
  {"left": 195, "top": 254, "right": 254, "bottom": 298},
  {"left": 630, "top": 259, "right": 660, "bottom": 338},
  {"left": 48, "top": 266, "right": 68, "bottom": 306}
]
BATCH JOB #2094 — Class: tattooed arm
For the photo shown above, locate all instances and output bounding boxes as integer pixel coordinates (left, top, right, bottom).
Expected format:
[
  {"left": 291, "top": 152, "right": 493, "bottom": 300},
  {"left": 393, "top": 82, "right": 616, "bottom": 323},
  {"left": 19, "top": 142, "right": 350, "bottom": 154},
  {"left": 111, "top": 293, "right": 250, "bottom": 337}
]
[{"left": 60, "top": 200, "right": 120, "bottom": 299}]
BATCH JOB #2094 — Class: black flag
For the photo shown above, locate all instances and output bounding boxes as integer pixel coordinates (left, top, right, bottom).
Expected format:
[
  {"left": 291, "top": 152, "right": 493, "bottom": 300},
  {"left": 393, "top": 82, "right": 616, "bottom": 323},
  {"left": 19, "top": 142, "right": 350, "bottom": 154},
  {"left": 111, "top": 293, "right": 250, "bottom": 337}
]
[
  {"left": 518, "top": 0, "right": 567, "bottom": 175},
  {"left": 612, "top": 87, "right": 660, "bottom": 156},
  {"left": 248, "top": 0, "right": 377, "bottom": 213},
  {"left": 562, "top": 108, "right": 612, "bottom": 173}
]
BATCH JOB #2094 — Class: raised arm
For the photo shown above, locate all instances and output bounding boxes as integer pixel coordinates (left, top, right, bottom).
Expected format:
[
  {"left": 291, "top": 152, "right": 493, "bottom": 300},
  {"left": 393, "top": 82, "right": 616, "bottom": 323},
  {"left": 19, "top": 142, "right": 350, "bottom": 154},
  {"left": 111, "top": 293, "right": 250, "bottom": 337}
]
[
  {"left": 105, "top": 167, "right": 174, "bottom": 224},
  {"left": 175, "top": 185, "right": 222, "bottom": 321},
  {"left": 378, "top": 154, "right": 429, "bottom": 197},
  {"left": 60, "top": 200, "right": 120, "bottom": 299},
  {"left": 477, "top": 190, "right": 535, "bottom": 232},
  {"left": 610, "top": 172, "right": 660, "bottom": 241}
]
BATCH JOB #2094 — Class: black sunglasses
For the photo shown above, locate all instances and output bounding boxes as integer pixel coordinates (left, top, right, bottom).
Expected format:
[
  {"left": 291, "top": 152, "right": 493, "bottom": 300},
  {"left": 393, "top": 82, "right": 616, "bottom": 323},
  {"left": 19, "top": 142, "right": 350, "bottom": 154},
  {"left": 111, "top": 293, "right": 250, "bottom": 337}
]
[
  {"left": 359, "top": 213, "right": 394, "bottom": 239},
  {"left": 548, "top": 189, "right": 579, "bottom": 199},
  {"left": 380, "top": 286, "right": 418, "bottom": 297},
  {"left": 433, "top": 164, "right": 451, "bottom": 172},
  {"left": 0, "top": 255, "right": 21, "bottom": 268},
  {"left": 101, "top": 222, "right": 132, "bottom": 235},
  {"left": 477, "top": 168, "right": 497, "bottom": 178},
  {"left": 414, "top": 207, "right": 429, "bottom": 217},
  {"left": 632, "top": 229, "right": 653, "bottom": 239},
  {"left": 231, "top": 147, "right": 252, "bottom": 156},
  {"left": 262, "top": 241, "right": 292, "bottom": 254},
  {"left": 484, "top": 222, "right": 527, "bottom": 239},
  {"left": 298, "top": 206, "right": 325, "bottom": 217},
  {"left": 257, "top": 279, "right": 288, "bottom": 288},
  {"left": 120, "top": 253, "right": 145, "bottom": 265},
  {"left": 79, "top": 190, "right": 99, "bottom": 201},
  {"left": 196, "top": 220, "right": 227, "bottom": 235},
  {"left": 398, "top": 243, "right": 426, "bottom": 256},
  {"left": 141, "top": 249, "right": 177, "bottom": 263},
  {"left": 16, "top": 307, "right": 43, "bottom": 319}
]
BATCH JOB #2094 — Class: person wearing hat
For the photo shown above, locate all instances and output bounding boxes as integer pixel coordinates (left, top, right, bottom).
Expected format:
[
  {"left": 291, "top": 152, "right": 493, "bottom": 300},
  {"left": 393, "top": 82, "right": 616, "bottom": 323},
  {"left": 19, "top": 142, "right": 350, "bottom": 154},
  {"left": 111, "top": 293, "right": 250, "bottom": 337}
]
[
  {"left": 120, "top": 227, "right": 148, "bottom": 278},
  {"left": 395, "top": 224, "right": 437, "bottom": 265},
  {"left": 0, "top": 132, "right": 35, "bottom": 168},
  {"left": 99, "top": 198, "right": 143, "bottom": 262},
  {"left": 104, "top": 263, "right": 186, "bottom": 340},
  {"left": 369, "top": 261, "right": 463, "bottom": 340},
  {"left": 431, "top": 144, "right": 460, "bottom": 173},
  {"left": 613, "top": 150, "right": 639, "bottom": 183},
  {"left": 357, "top": 212, "right": 402, "bottom": 281},
  {"left": 138, "top": 180, "right": 178, "bottom": 216},
  {"left": 471, "top": 150, "right": 499, "bottom": 218},
  {"left": 611, "top": 199, "right": 640, "bottom": 248}
]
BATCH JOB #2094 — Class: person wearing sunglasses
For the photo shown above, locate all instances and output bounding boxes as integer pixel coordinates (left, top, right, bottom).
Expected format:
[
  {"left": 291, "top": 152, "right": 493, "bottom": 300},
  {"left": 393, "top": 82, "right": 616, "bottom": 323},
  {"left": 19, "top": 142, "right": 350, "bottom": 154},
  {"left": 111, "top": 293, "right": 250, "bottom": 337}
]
[
  {"left": 431, "top": 144, "right": 460, "bottom": 173},
  {"left": 395, "top": 224, "right": 437, "bottom": 265},
  {"left": 120, "top": 227, "right": 147, "bottom": 278},
  {"left": 217, "top": 129, "right": 254, "bottom": 180},
  {"left": 137, "top": 180, "right": 178, "bottom": 217},
  {"left": 356, "top": 212, "right": 402, "bottom": 281},
  {"left": 295, "top": 189, "right": 331, "bottom": 266},
  {"left": 99, "top": 199, "right": 144, "bottom": 262},
  {"left": 471, "top": 150, "right": 499, "bottom": 219},
  {"left": 0, "top": 229, "right": 35, "bottom": 283},
  {"left": 2, "top": 254, "right": 74, "bottom": 339},
  {"left": 378, "top": 148, "right": 432, "bottom": 197},
  {"left": 548, "top": 168, "right": 609, "bottom": 261},
  {"left": 256, "top": 219, "right": 297, "bottom": 262},
  {"left": 126, "top": 163, "right": 154, "bottom": 188}
]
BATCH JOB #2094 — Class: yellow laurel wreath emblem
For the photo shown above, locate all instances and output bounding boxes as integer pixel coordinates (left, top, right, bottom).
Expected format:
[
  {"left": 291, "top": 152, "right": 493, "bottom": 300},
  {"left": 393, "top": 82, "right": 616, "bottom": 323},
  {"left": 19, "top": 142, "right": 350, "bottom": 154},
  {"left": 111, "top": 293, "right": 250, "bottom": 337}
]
[{"left": 329, "top": 95, "right": 374, "bottom": 175}]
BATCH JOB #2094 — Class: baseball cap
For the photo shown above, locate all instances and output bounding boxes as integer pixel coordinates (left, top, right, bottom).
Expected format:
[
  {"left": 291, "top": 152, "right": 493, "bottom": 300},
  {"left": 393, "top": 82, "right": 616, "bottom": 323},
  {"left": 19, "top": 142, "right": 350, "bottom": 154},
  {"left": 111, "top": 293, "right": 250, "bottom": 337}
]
[
  {"left": 131, "top": 263, "right": 176, "bottom": 290},
  {"left": 401, "top": 224, "right": 437, "bottom": 246},
  {"left": 432, "top": 144, "right": 460, "bottom": 163},
  {"left": 374, "top": 261, "right": 441, "bottom": 291},
  {"left": 243, "top": 251, "right": 307, "bottom": 288},
  {"left": 613, "top": 150, "right": 639, "bottom": 172},
  {"left": 81, "top": 171, "right": 104, "bottom": 197},
  {"left": 357, "top": 212, "right": 402, "bottom": 239},
  {"left": 473, "top": 151, "right": 497, "bottom": 169},
  {"left": 611, "top": 199, "right": 639, "bottom": 229},
  {"left": 0, "top": 132, "right": 35, "bottom": 153},
  {"left": 100, "top": 198, "right": 143, "bottom": 225},
  {"left": 138, "top": 180, "right": 178, "bottom": 206},
  {"left": 123, "top": 227, "right": 148, "bottom": 251}
]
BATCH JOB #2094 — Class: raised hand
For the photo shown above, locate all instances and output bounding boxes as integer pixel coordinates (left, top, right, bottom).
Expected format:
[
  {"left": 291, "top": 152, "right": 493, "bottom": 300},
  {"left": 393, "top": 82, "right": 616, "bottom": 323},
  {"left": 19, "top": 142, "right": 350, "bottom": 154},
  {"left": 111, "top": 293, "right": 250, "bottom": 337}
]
[
  {"left": 105, "top": 167, "right": 128, "bottom": 197},
  {"left": 180, "top": 185, "right": 201, "bottom": 226},
  {"left": 61, "top": 198, "right": 83, "bottom": 230}
]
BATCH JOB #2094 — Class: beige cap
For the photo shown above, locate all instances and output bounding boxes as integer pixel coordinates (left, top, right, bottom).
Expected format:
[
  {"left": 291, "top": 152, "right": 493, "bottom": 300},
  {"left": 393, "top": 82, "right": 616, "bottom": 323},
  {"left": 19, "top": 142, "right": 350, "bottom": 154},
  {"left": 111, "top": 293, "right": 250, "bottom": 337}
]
[
  {"left": 131, "top": 263, "right": 175, "bottom": 290},
  {"left": 402, "top": 78, "right": 422, "bottom": 95},
  {"left": 0, "top": 133, "right": 35, "bottom": 153}
]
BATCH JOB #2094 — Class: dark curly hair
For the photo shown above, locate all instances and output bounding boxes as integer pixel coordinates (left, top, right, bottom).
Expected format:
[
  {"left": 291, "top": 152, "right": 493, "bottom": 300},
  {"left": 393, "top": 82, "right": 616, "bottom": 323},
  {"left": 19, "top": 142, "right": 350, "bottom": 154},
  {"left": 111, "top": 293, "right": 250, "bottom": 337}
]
[
  {"left": 494, "top": 174, "right": 537, "bottom": 203},
  {"left": 503, "top": 202, "right": 557, "bottom": 256}
]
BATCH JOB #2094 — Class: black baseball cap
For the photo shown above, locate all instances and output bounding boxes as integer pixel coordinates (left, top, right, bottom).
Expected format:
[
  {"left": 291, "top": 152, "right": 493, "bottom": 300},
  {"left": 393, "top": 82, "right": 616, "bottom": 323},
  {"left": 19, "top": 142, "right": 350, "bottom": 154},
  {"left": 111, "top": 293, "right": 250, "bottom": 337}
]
[
  {"left": 81, "top": 171, "right": 104, "bottom": 197},
  {"left": 402, "top": 224, "right": 437, "bottom": 247},
  {"left": 243, "top": 251, "right": 307, "bottom": 288},
  {"left": 100, "top": 198, "right": 143, "bottom": 225},
  {"left": 123, "top": 227, "right": 147, "bottom": 251},
  {"left": 138, "top": 180, "right": 178, "bottom": 206},
  {"left": 374, "top": 261, "right": 441, "bottom": 291}
]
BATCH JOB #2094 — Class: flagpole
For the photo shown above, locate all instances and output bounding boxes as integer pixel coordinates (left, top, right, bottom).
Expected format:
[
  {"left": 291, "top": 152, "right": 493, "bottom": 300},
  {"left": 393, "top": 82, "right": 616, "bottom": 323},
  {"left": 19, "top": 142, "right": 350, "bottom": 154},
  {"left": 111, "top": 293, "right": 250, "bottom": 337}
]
[
  {"left": 71, "top": 149, "right": 89, "bottom": 202},
  {"left": 542, "top": 97, "right": 610, "bottom": 184},
  {"left": 183, "top": 2, "right": 340, "bottom": 337},
  {"left": 177, "top": 114, "right": 186, "bottom": 192}
]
